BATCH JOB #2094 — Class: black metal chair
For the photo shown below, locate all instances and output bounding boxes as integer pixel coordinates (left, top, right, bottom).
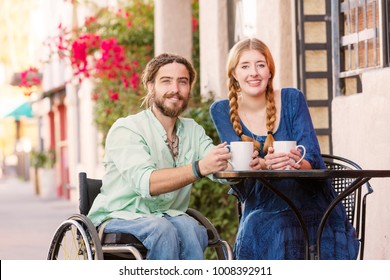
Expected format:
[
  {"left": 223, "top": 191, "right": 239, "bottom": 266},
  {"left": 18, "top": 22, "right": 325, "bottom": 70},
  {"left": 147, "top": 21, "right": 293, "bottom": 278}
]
[
  {"left": 47, "top": 172, "right": 233, "bottom": 260},
  {"left": 321, "top": 154, "right": 373, "bottom": 260}
]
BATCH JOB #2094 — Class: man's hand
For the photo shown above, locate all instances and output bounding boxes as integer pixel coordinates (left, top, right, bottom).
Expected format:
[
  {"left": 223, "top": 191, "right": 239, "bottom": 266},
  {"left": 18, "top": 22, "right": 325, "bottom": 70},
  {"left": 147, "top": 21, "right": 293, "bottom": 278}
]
[
  {"left": 149, "top": 143, "right": 232, "bottom": 196},
  {"left": 198, "top": 142, "right": 231, "bottom": 176}
]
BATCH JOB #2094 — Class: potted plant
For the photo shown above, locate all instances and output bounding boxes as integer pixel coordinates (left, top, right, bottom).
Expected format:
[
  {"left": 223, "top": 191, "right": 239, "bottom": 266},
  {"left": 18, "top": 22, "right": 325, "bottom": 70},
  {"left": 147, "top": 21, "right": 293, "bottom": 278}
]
[{"left": 30, "top": 148, "right": 56, "bottom": 198}]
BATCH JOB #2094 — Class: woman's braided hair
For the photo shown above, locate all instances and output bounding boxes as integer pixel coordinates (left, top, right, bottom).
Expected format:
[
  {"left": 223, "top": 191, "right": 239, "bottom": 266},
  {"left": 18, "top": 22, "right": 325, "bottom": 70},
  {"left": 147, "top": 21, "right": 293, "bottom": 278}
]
[{"left": 227, "top": 38, "right": 276, "bottom": 154}]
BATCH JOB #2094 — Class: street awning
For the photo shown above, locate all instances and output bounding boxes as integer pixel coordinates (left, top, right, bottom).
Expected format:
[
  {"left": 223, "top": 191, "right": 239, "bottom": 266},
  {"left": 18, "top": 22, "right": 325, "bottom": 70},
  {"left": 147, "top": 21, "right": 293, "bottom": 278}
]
[{"left": 4, "top": 102, "right": 33, "bottom": 120}]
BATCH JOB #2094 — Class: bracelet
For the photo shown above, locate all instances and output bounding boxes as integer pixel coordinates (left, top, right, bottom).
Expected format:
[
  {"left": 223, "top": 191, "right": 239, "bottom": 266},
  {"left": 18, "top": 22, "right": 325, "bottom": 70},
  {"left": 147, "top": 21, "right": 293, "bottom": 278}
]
[
  {"left": 194, "top": 160, "right": 205, "bottom": 179},
  {"left": 192, "top": 161, "right": 201, "bottom": 179}
]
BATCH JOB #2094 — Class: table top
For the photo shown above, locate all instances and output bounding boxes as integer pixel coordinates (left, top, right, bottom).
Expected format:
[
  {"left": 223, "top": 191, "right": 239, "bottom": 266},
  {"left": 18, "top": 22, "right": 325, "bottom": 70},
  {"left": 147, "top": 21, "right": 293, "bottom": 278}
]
[{"left": 214, "top": 169, "right": 390, "bottom": 180}]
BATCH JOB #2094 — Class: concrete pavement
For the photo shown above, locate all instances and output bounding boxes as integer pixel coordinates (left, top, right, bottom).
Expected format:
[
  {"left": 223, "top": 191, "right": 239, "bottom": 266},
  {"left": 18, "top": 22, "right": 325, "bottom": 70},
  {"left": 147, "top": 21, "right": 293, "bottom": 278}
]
[{"left": 0, "top": 175, "right": 78, "bottom": 260}]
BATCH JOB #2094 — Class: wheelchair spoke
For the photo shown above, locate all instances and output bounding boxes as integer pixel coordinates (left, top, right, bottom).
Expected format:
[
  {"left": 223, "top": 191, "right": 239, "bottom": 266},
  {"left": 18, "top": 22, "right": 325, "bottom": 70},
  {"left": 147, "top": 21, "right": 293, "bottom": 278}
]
[{"left": 47, "top": 215, "right": 103, "bottom": 260}]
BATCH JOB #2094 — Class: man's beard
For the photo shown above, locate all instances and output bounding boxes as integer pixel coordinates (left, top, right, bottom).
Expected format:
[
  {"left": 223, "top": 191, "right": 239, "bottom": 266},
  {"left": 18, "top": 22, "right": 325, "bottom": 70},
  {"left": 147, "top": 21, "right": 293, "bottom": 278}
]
[{"left": 153, "top": 91, "right": 189, "bottom": 118}]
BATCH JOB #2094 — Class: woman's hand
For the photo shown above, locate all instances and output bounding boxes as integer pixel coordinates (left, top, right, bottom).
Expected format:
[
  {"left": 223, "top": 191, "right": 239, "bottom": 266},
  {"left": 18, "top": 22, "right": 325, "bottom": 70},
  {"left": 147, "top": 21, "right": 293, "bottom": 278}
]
[
  {"left": 287, "top": 149, "right": 303, "bottom": 170},
  {"left": 288, "top": 149, "right": 313, "bottom": 170},
  {"left": 264, "top": 147, "right": 291, "bottom": 170},
  {"left": 265, "top": 146, "right": 311, "bottom": 170},
  {"left": 249, "top": 150, "right": 262, "bottom": 170}
]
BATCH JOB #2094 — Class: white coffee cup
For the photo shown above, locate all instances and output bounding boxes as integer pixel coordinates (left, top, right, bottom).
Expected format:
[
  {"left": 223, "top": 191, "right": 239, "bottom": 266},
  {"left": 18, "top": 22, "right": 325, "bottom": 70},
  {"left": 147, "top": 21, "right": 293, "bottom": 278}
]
[
  {"left": 272, "top": 141, "right": 306, "bottom": 170},
  {"left": 226, "top": 141, "right": 253, "bottom": 171}
]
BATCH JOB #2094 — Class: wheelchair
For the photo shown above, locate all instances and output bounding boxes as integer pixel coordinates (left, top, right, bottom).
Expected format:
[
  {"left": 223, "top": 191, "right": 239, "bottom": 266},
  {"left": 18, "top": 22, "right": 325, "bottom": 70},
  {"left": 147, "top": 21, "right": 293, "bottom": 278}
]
[{"left": 47, "top": 172, "right": 234, "bottom": 260}]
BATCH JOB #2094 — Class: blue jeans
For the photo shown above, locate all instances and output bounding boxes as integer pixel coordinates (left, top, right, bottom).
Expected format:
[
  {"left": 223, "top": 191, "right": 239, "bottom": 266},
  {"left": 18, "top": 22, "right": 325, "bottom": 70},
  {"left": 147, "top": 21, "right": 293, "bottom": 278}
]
[{"left": 103, "top": 214, "right": 208, "bottom": 260}]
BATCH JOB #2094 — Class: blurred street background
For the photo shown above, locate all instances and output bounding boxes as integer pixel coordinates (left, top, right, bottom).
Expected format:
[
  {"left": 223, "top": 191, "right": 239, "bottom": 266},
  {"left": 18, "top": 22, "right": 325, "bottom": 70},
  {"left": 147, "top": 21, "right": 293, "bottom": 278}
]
[{"left": 0, "top": 172, "right": 77, "bottom": 260}]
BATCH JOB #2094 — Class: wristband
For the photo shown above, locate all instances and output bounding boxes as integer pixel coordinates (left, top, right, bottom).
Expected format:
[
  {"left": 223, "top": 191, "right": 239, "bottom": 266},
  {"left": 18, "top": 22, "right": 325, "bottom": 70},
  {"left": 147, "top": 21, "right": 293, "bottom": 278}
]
[
  {"left": 192, "top": 161, "right": 201, "bottom": 179},
  {"left": 194, "top": 160, "right": 205, "bottom": 178}
]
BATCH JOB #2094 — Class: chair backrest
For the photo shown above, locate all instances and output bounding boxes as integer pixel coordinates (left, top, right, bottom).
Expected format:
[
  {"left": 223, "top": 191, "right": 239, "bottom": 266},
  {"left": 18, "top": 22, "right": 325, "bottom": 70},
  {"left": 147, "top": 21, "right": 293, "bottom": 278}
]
[
  {"left": 79, "top": 172, "right": 103, "bottom": 215},
  {"left": 321, "top": 154, "right": 373, "bottom": 260},
  {"left": 321, "top": 154, "right": 373, "bottom": 224}
]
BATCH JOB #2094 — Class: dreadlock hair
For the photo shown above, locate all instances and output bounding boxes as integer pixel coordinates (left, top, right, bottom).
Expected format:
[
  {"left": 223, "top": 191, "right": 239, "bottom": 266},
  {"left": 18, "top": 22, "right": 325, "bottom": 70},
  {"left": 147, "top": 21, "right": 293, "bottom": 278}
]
[
  {"left": 226, "top": 38, "right": 276, "bottom": 154},
  {"left": 140, "top": 53, "right": 197, "bottom": 108}
]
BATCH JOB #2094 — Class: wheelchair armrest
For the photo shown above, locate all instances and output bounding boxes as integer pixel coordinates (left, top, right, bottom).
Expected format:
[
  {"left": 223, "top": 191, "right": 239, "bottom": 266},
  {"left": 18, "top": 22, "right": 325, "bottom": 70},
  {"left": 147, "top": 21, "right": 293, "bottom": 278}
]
[{"left": 186, "top": 208, "right": 221, "bottom": 246}]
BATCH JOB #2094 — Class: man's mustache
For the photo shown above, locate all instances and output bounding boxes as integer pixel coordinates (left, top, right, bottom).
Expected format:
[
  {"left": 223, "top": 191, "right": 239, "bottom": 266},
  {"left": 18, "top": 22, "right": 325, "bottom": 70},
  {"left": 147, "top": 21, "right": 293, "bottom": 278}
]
[{"left": 164, "top": 92, "right": 183, "bottom": 100}]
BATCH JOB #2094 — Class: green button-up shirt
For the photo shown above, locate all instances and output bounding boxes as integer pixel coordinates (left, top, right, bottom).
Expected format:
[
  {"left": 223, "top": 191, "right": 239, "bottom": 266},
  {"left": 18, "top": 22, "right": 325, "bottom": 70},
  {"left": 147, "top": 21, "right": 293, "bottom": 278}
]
[{"left": 88, "top": 108, "right": 217, "bottom": 226}]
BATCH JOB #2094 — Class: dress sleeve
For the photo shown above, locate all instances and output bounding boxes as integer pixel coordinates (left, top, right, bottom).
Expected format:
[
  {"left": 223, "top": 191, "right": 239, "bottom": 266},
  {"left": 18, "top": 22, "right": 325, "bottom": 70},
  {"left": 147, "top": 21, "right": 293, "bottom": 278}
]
[
  {"left": 287, "top": 89, "right": 325, "bottom": 169},
  {"left": 209, "top": 99, "right": 241, "bottom": 144}
]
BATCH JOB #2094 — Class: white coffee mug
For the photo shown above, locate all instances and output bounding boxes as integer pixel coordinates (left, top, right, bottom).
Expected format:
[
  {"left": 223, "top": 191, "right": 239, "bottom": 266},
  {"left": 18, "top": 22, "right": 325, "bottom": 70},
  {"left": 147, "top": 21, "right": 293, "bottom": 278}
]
[
  {"left": 272, "top": 141, "right": 306, "bottom": 170},
  {"left": 226, "top": 141, "right": 253, "bottom": 171}
]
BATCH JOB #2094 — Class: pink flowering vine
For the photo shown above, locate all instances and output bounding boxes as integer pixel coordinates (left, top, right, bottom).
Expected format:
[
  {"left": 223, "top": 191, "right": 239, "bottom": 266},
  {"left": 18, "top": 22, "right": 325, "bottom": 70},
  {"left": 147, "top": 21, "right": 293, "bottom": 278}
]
[{"left": 45, "top": 0, "right": 154, "bottom": 138}]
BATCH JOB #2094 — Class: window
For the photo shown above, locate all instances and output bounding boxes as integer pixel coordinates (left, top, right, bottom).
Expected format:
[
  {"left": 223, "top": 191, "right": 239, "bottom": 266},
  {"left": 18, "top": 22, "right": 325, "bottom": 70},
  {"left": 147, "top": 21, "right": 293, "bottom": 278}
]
[{"left": 333, "top": 0, "right": 389, "bottom": 95}]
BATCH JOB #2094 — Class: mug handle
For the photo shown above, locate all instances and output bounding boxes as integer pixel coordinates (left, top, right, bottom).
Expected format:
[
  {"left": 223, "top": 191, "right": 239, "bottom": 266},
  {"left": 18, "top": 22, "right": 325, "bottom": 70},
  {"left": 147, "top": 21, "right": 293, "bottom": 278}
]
[
  {"left": 227, "top": 160, "right": 235, "bottom": 170},
  {"left": 225, "top": 145, "right": 235, "bottom": 170},
  {"left": 295, "top": 145, "right": 306, "bottom": 164}
]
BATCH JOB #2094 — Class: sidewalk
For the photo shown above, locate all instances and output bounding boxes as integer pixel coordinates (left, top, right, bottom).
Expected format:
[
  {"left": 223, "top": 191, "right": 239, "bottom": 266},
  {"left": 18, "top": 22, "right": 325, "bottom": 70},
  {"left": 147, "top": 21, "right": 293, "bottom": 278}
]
[{"left": 0, "top": 175, "right": 78, "bottom": 260}]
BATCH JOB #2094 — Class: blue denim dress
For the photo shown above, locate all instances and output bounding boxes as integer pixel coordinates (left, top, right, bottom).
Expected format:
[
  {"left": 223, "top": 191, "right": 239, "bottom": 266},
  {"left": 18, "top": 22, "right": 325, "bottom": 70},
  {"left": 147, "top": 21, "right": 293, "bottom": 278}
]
[{"left": 210, "top": 88, "right": 359, "bottom": 259}]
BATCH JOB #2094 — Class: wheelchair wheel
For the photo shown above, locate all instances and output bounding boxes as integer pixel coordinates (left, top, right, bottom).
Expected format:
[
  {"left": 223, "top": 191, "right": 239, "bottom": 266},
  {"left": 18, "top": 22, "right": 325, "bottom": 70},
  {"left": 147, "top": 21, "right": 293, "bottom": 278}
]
[{"left": 47, "top": 214, "right": 103, "bottom": 260}]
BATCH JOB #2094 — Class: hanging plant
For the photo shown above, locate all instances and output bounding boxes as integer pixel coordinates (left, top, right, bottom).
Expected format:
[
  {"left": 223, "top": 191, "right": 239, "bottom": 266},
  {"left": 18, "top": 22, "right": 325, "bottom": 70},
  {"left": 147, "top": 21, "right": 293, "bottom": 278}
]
[
  {"left": 14, "top": 66, "right": 42, "bottom": 96},
  {"left": 19, "top": 67, "right": 42, "bottom": 88}
]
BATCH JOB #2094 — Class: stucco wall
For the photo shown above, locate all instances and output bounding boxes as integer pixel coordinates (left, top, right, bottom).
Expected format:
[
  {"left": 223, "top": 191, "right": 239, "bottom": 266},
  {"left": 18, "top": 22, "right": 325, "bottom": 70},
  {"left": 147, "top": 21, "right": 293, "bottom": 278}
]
[
  {"left": 199, "top": 0, "right": 228, "bottom": 99},
  {"left": 201, "top": 0, "right": 295, "bottom": 100},
  {"left": 255, "top": 0, "right": 295, "bottom": 89},
  {"left": 332, "top": 67, "right": 390, "bottom": 259},
  {"left": 154, "top": 0, "right": 192, "bottom": 60}
]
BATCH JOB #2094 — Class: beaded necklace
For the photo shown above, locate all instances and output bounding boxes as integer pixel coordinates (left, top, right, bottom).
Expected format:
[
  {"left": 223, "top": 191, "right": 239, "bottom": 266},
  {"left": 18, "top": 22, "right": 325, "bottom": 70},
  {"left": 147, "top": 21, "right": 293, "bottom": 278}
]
[{"left": 165, "top": 134, "right": 179, "bottom": 161}]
